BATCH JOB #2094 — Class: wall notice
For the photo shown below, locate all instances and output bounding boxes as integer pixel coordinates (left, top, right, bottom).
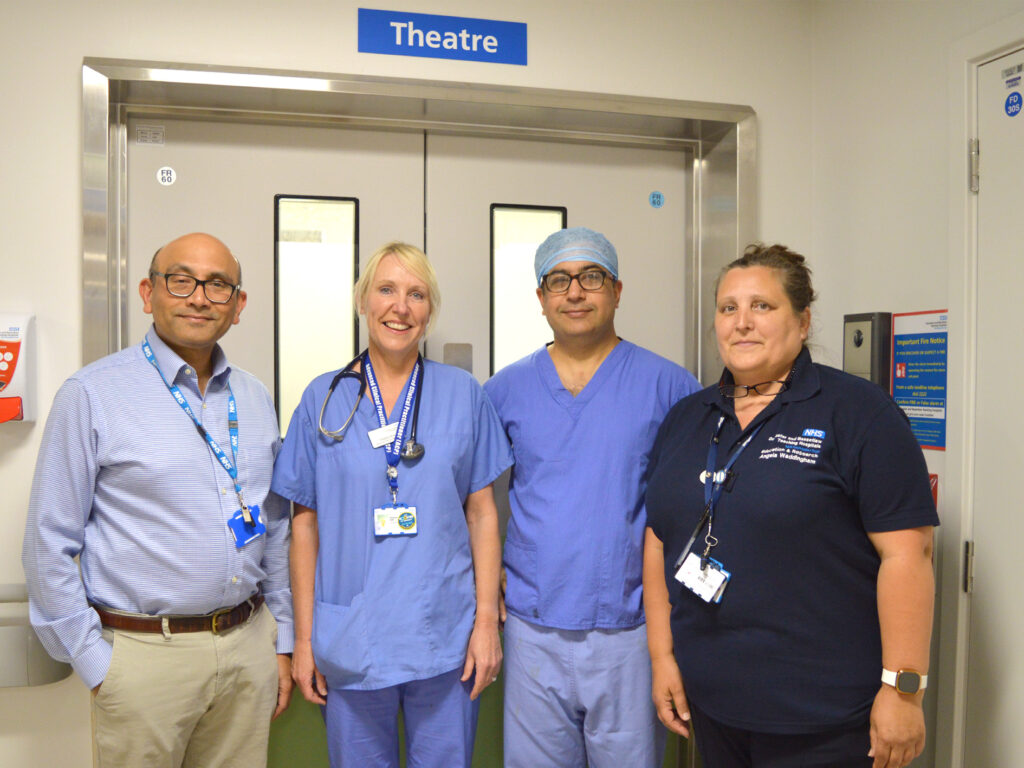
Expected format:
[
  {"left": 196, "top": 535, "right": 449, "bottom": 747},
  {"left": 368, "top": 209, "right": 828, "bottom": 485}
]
[{"left": 891, "top": 310, "right": 948, "bottom": 450}]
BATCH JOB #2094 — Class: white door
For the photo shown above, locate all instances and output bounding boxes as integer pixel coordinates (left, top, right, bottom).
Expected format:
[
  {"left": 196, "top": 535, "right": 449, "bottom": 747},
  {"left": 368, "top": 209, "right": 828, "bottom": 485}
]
[
  {"left": 127, "top": 117, "right": 425, "bottom": 391},
  {"left": 126, "top": 114, "right": 694, "bottom": 768},
  {"left": 963, "top": 46, "right": 1024, "bottom": 766},
  {"left": 127, "top": 118, "right": 692, "bottom": 395},
  {"left": 426, "top": 133, "right": 691, "bottom": 381}
]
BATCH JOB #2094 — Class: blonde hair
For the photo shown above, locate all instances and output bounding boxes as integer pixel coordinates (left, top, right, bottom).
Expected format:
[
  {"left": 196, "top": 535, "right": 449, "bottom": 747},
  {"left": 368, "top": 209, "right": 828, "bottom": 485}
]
[{"left": 353, "top": 242, "right": 441, "bottom": 333}]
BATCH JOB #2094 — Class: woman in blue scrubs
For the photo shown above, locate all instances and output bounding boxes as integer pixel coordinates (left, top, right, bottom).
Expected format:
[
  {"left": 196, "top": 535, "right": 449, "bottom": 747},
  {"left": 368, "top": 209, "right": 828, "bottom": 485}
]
[
  {"left": 643, "top": 244, "right": 938, "bottom": 768},
  {"left": 273, "top": 242, "right": 511, "bottom": 767}
]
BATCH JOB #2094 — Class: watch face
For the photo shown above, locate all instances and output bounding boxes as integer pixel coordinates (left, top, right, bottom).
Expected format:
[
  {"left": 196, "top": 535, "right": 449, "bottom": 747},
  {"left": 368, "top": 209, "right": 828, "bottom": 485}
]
[{"left": 896, "top": 671, "right": 921, "bottom": 694}]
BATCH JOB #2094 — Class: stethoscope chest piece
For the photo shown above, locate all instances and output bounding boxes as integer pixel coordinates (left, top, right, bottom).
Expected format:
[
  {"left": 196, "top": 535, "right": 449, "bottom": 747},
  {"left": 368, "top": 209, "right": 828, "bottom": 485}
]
[{"left": 400, "top": 439, "right": 425, "bottom": 461}]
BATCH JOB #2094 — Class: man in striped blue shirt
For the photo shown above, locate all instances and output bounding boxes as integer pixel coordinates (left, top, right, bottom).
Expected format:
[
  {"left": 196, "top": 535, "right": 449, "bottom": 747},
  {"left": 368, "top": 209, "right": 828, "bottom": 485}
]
[{"left": 22, "top": 232, "right": 293, "bottom": 767}]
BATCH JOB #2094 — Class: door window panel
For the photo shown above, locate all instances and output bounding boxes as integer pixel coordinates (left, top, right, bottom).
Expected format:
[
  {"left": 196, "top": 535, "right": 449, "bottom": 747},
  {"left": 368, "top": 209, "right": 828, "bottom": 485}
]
[
  {"left": 490, "top": 205, "right": 565, "bottom": 374},
  {"left": 276, "top": 196, "right": 357, "bottom": 433}
]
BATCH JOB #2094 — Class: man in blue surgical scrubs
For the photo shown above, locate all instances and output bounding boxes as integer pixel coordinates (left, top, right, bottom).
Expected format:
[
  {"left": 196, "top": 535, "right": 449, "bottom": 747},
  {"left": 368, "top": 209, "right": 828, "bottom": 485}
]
[
  {"left": 273, "top": 242, "right": 511, "bottom": 768},
  {"left": 484, "top": 227, "right": 701, "bottom": 768}
]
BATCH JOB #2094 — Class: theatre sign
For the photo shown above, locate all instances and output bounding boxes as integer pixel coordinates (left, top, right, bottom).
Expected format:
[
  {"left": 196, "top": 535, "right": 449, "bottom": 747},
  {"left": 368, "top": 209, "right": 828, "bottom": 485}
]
[{"left": 358, "top": 8, "right": 528, "bottom": 66}]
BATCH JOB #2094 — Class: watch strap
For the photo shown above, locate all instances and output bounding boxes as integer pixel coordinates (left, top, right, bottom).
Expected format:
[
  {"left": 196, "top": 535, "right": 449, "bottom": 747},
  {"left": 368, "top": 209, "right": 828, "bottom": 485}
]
[{"left": 881, "top": 667, "right": 928, "bottom": 693}]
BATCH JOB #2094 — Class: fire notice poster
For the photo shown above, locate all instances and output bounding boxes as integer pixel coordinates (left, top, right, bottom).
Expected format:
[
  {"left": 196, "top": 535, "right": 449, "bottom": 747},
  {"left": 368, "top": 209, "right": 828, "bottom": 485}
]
[{"left": 891, "top": 310, "right": 948, "bottom": 450}]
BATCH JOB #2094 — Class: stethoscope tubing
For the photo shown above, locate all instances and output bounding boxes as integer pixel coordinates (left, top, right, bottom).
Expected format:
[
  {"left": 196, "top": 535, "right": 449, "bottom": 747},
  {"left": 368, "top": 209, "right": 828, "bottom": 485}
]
[{"left": 317, "top": 351, "right": 424, "bottom": 458}]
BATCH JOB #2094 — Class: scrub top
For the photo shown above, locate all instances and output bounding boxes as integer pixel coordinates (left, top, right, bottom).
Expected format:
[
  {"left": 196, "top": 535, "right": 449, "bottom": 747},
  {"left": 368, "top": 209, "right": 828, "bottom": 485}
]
[
  {"left": 645, "top": 347, "right": 939, "bottom": 733},
  {"left": 485, "top": 340, "right": 699, "bottom": 630},
  {"left": 272, "top": 359, "right": 512, "bottom": 691}
]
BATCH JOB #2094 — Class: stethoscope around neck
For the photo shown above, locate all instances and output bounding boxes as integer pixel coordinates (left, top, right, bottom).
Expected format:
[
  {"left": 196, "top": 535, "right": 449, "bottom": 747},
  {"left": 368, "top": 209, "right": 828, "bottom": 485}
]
[{"left": 317, "top": 350, "right": 425, "bottom": 461}]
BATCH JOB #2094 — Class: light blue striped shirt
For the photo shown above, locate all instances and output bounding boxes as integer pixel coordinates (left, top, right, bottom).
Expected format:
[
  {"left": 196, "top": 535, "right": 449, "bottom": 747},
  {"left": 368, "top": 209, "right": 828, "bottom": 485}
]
[{"left": 22, "top": 327, "right": 292, "bottom": 689}]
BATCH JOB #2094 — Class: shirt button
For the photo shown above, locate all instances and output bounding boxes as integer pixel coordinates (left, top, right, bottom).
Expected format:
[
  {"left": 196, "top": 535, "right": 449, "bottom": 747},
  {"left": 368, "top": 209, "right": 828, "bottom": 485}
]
[
  {"left": 222, "top": 488, "right": 228, "bottom": 495},
  {"left": 184, "top": 367, "right": 193, "bottom": 376},
  {"left": 231, "top": 576, "right": 238, "bottom": 584},
  {"left": 202, "top": 402, "right": 208, "bottom": 409}
]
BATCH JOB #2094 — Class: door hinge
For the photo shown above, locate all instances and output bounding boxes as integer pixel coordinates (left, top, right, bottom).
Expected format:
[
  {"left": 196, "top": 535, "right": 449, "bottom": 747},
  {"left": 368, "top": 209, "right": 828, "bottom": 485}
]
[
  {"left": 969, "top": 138, "right": 980, "bottom": 194},
  {"left": 963, "top": 540, "right": 975, "bottom": 593}
]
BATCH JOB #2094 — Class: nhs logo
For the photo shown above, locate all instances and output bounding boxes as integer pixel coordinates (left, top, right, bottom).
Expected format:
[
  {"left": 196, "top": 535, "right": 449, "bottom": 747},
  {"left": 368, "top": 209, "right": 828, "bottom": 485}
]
[
  {"left": 802, "top": 428, "right": 826, "bottom": 439},
  {"left": 358, "top": 9, "right": 528, "bottom": 66}
]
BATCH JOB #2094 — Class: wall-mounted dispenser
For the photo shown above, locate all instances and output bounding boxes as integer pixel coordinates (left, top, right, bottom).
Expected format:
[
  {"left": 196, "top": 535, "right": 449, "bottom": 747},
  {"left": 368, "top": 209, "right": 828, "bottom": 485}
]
[
  {"left": 0, "top": 584, "right": 72, "bottom": 687},
  {"left": 0, "top": 314, "right": 35, "bottom": 423},
  {"left": 843, "top": 312, "right": 892, "bottom": 389}
]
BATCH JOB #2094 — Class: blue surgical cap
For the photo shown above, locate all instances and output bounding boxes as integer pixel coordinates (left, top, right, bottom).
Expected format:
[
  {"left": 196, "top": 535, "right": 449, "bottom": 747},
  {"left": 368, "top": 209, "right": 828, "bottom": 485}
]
[{"left": 534, "top": 227, "right": 619, "bottom": 286}]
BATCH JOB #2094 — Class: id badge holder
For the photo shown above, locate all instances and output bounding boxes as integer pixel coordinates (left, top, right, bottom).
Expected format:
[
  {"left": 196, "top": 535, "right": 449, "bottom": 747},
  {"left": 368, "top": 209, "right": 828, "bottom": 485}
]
[
  {"left": 227, "top": 504, "right": 265, "bottom": 548},
  {"left": 674, "top": 551, "right": 731, "bottom": 604},
  {"left": 373, "top": 504, "right": 418, "bottom": 536}
]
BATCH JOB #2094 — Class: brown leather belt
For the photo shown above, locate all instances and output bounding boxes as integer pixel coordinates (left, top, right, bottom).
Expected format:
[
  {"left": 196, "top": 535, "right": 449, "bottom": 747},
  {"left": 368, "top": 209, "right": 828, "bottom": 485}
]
[{"left": 93, "top": 595, "right": 264, "bottom": 635}]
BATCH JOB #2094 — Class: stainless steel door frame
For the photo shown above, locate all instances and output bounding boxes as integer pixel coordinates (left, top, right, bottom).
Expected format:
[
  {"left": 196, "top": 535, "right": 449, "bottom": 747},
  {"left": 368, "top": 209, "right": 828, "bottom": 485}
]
[{"left": 82, "top": 59, "right": 757, "bottom": 384}]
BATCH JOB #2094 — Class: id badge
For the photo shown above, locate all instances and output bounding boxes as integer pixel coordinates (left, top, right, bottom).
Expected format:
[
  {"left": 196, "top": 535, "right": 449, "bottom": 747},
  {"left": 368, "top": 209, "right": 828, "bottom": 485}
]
[
  {"left": 674, "top": 551, "right": 730, "bottom": 604},
  {"left": 374, "top": 504, "right": 417, "bottom": 536},
  {"left": 368, "top": 422, "right": 399, "bottom": 448},
  {"left": 227, "top": 504, "right": 265, "bottom": 548}
]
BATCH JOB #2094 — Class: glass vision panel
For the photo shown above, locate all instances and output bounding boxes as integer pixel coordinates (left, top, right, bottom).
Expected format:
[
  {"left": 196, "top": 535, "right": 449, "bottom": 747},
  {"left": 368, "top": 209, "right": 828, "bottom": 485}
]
[
  {"left": 276, "top": 196, "right": 357, "bottom": 434},
  {"left": 491, "top": 206, "right": 566, "bottom": 375}
]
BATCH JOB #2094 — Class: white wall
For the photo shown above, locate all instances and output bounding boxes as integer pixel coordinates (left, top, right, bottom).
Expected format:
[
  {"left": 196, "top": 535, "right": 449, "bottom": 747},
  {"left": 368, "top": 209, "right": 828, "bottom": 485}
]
[
  {"left": 810, "top": 5, "right": 1024, "bottom": 766},
  {"left": 1, "top": 1, "right": 1022, "bottom": 765},
  {"left": 809, "top": 0, "right": 1024, "bottom": 364}
]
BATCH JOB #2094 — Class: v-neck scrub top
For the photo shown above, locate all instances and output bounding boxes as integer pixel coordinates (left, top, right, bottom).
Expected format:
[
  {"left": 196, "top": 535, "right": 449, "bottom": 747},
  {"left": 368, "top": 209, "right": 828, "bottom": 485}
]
[
  {"left": 484, "top": 341, "right": 700, "bottom": 630},
  {"left": 272, "top": 360, "right": 512, "bottom": 691},
  {"left": 645, "top": 348, "right": 939, "bottom": 733}
]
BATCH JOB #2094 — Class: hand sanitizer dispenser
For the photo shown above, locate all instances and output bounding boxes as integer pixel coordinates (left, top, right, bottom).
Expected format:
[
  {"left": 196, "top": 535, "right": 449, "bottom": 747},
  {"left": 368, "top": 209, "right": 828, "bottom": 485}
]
[{"left": 0, "top": 314, "right": 35, "bottom": 423}]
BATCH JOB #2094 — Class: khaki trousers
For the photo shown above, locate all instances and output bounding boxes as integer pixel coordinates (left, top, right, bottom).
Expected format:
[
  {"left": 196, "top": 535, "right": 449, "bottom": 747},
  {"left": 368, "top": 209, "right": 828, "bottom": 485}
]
[{"left": 91, "top": 604, "right": 279, "bottom": 768}]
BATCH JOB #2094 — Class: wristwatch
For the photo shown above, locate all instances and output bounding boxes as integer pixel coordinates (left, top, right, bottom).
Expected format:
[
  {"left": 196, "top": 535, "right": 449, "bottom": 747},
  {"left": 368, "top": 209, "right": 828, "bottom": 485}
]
[{"left": 881, "top": 668, "right": 928, "bottom": 694}]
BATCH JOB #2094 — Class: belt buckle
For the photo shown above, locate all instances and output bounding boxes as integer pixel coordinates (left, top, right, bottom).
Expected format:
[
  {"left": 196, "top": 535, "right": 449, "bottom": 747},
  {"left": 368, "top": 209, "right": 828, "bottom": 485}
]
[{"left": 210, "top": 605, "right": 233, "bottom": 635}]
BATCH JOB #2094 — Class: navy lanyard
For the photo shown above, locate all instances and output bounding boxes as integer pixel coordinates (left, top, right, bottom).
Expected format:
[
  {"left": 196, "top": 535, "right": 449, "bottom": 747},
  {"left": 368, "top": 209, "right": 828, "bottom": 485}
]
[
  {"left": 142, "top": 340, "right": 252, "bottom": 525},
  {"left": 677, "top": 415, "right": 763, "bottom": 570},
  {"left": 705, "top": 416, "right": 762, "bottom": 509},
  {"left": 363, "top": 353, "right": 422, "bottom": 504}
]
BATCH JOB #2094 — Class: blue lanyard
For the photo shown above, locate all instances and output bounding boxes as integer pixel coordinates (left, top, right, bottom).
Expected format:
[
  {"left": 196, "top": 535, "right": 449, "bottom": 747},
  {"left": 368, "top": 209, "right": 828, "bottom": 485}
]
[
  {"left": 697, "top": 415, "right": 763, "bottom": 567},
  {"left": 142, "top": 340, "right": 252, "bottom": 524},
  {"left": 363, "top": 353, "right": 422, "bottom": 504},
  {"left": 704, "top": 416, "right": 762, "bottom": 509}
]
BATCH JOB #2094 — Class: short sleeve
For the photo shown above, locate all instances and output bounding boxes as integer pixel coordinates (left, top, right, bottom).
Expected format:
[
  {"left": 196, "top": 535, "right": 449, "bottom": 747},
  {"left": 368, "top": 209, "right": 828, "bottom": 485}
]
[
  {"left": 853, "top": 400, "right": 939, "bottom": 533},
  {"left": 271, "top": 385, "right": 321, "bottom": 510},
  {"left": 670, "top": 367, "right": 702, "bottom": 405},
  {"left": 482, "top": 374, "right": 507, "bottom": 424},
  {"left": 468, "top": 383, "right": 513, "bottom": 494}
]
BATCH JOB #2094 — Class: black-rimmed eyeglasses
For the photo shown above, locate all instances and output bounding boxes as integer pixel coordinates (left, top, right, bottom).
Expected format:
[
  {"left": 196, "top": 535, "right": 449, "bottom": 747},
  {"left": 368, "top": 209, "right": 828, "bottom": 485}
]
[
  {"left": 151, "top": 271, "right": 240, "bottom": 304},
  {"left": 719, "top": 380, "right": 789, "bottom": 398},
  {"left": 541, "top": 269, "right": 613, "bottom": 294}
]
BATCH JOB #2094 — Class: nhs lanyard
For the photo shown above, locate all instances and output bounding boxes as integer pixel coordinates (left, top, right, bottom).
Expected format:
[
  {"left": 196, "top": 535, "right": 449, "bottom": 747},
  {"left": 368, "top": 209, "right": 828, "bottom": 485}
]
[
  {"left": 142, "top": 340, "right": 253, "bottom": 525},
  {"left": 363, "top": 354, "right": 421, "bottom": 504},
  {"left": 689, "top": 415, "right": 763, "bottom": 569}
]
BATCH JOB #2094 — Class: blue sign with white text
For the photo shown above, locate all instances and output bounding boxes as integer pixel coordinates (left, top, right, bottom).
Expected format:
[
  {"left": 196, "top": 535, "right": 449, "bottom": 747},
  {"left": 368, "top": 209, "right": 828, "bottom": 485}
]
[
  {"left": 1006, "top": 91, "right": 1021, "bottom": 117},
  {"left": 892, "top": 331, "right": 947, "bottom": 450},
  {"left": 358, "top": 9, "right": 527, "bottom": 66}
]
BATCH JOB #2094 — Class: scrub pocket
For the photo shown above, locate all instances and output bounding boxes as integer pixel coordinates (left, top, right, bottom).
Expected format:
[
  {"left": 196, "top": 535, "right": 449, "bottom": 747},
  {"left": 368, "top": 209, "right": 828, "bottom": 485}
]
[
  {"left": 503, "top": 531, "right": 540, "bottom": 618},
  {"left": 313, "top": 597, "right": 373, "bottom": 688}
]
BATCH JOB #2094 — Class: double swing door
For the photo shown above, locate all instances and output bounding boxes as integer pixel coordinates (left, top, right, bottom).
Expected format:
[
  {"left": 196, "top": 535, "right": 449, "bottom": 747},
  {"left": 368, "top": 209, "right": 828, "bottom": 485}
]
[{"left": 125, "top": 113, "right": 693, "bottom": 768}]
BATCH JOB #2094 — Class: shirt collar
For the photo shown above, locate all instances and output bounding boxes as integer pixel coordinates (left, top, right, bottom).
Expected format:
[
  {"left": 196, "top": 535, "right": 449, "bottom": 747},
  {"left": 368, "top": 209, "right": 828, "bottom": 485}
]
[{"left": 144, "top": 326, "right": 231, "bottom": 388}]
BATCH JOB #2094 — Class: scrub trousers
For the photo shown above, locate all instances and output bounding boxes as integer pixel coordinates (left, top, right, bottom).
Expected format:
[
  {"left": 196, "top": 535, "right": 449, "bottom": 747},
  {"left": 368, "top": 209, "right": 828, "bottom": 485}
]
[
  {"left": 689, "top": 700, "right": 873, "bottom": 768},
  {"left": 324, "top": 667, "right": 479, "bottom": 767},
  {"left": 503, "top": 614, "right": 665, "bottom": 768}
]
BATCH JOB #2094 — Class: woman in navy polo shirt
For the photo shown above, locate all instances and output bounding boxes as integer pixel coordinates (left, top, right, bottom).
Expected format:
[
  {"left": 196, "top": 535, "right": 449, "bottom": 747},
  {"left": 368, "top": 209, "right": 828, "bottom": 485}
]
[{"left": 643, "top": 244, "right": 938, "bottom": 768}]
